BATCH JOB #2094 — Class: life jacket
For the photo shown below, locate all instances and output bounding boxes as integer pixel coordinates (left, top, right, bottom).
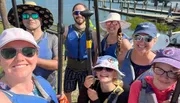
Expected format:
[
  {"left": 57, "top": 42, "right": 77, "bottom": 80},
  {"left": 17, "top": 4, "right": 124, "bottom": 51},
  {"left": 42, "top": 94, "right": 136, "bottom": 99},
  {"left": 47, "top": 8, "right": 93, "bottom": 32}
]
[
  {"left": 138, "top": 79, "right": 180, "bottom": 103},
  {"left": 33, "top": 32, "right": 54, "bottom": 79},
  {"left": 120, "top": 49, "right": 135, "bottom": 85},
  {"left": 104, "top": 85, "right": 124, "bottom": 103},
  {"left": 65, "top": 25, "right": 94, "bottom": 60},
  {"left": 0, "top": 75, "right": 58, "bottom": 103},
  {"left": 101, "top": 33, "right": 130, "bottom": 58},
  {"left": 93, "top": 80, "right": 124, "bottom": 103},
  {"left": 120, "top": 49, "right": 153, "bottom": 86}
]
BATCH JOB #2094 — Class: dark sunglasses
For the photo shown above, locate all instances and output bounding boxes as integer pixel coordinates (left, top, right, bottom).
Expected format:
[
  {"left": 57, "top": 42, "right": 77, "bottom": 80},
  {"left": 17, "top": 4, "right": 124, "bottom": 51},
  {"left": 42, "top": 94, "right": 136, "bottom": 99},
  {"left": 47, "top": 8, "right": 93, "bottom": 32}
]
[
  {"left": 0, "top": 47, "right": 37, "bottom": 59},
  {"left": 133, "top": 34, "right": 153, "bottom": 43},
  {"left": 73, "top": 11, "right": 81, "bottom": 15},
  {"left": 22, "top": 13, "right": 39, "bottom": 20},
  {"left": 153, "top": 67, "right": 178, "bottom": 79},
  {"left": 94, "top": 67, "right": 114, "bottom": 72}
]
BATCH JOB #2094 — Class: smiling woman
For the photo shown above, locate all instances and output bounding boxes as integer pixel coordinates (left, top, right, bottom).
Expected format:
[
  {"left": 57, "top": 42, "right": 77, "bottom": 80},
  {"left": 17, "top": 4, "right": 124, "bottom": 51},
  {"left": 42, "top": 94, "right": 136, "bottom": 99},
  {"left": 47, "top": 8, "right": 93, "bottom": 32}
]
[{"left": 0, "top": 28, "right": 58, "bottom": 103}]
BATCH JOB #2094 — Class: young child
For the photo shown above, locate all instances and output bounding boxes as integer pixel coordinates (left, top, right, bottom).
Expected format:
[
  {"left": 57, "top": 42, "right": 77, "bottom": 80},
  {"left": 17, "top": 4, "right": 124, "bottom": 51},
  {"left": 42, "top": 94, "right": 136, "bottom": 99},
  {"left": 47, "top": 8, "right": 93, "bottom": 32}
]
[
  {"left": 128, "top": 47, "right": 180, "bottom": 103},
  {"left": 78, "top": 55, "right": 129, "bottom": 103}
]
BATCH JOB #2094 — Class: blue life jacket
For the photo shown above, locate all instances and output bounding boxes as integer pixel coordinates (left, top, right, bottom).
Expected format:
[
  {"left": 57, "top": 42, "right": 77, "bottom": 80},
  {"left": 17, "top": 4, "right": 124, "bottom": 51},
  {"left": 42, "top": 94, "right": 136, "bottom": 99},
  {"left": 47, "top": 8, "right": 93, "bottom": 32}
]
[
  {"left": 101, "top": 33, "right": 130, "bottom": 58},
  {"left": 65, "top": 25, "right": 94, "bottom": 60},
  {"left": 0, "top": 76, "right": 58, "bottom": 103},
  {"left": 33, "top": 33, "right": 54, "bottom": 79},
  {"left": 120, "top": 49, "right": 153, "bottom": 86}
]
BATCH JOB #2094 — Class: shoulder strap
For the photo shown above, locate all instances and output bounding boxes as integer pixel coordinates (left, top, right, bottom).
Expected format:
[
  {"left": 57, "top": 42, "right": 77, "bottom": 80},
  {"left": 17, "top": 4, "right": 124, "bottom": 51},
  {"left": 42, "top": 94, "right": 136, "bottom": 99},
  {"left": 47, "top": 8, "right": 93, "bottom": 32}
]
[
  {"left": 138, "top": 79, "right": 158, "bottom": 103},
  {"left": 104, "top": 85, "right": 124, "bottom": 103},
  {"left": 32, "top": 75, "right": 54, "bottom": 103},
  {"left": 0, "top": 89, "right": 14, "bottom": 102}
]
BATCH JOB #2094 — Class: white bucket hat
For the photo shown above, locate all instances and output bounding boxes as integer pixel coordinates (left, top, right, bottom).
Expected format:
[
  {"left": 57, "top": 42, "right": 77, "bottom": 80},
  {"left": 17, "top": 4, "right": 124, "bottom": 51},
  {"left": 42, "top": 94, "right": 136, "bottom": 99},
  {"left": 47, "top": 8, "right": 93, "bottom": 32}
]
[
  {"left": 0, "top": 28, "right": 39, "bottom": 49},
  {"left": 93, "top": 55, "right": 125, "bottom": 79},
  {"left": 100, "top": 13, "right": 131, "bottom": 31}
]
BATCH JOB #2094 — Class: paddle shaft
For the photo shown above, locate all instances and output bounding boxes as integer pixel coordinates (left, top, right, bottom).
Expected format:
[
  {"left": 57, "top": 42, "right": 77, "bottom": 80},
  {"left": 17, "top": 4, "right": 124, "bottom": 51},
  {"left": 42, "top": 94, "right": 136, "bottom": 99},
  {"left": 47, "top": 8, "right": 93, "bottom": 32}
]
[
  {"left": 57, "top": 0, "right": 64, "bottom": 95},
  {"left": 94, "top": 0, "right": 102, "bottom": 56},
  {"left": 170, "top": 77, "right": 180, "bottom": 103},
  {"left": 11, "top": 0, "right": 20, "bottom": 27}
]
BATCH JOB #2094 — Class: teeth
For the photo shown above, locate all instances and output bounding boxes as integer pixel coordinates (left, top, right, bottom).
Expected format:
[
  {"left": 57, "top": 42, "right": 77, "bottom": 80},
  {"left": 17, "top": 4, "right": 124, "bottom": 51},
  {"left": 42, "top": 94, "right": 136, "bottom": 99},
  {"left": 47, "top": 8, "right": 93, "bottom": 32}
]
[
  {"left": 138, "top": 45, "right": 145, "bottom": 48},
  {"left": 13, "top": 65, "right": 26, "bottom": 69}
]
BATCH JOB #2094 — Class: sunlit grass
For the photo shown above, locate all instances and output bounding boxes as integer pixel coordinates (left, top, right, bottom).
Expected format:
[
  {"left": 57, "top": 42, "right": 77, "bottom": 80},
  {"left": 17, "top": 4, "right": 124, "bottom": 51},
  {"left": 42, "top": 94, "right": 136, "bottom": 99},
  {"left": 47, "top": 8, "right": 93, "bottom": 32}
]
[
  {"left": 127, "top": 17, "right": 180, "bottom": 33},
  {"left": 0, "top": 22, "right": 3, "bottom": 33}
]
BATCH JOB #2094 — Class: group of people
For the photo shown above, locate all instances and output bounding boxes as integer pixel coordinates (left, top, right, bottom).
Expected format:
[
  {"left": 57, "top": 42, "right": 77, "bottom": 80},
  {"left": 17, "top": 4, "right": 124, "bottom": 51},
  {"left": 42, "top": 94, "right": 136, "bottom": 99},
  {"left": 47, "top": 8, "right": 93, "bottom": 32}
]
[{"left": 0, "top": 1, "right": 180, "bottom": 103}]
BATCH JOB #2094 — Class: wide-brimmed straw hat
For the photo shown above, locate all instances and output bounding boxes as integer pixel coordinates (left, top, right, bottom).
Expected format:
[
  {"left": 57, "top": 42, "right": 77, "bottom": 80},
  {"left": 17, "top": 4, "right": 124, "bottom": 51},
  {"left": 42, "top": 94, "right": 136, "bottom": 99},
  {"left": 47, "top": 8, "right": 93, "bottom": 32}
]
[
  {"left": 8, "top": 1, "right": 54, "bottom": 31},
  {"left": 100, "top": 13, "right": 131, "bottom": 31}
]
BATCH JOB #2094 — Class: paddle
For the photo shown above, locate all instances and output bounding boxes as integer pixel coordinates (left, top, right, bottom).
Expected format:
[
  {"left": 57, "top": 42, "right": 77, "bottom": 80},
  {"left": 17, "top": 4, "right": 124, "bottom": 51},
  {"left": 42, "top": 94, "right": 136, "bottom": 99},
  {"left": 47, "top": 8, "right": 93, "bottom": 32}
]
[
  {"left": 80, "top": 10, "right": 94, "bottom": 75},
  {"left": 94, "top": 0, "right": 102, "bottom": 56},
  {"left": 11, "top": 0, "right": 20, "bottom": 27},
  {"left": 170, "top": 77, "right": 180, "bottom": 103},
  {"left": 57, "top": 0, "right": 68, "bottom": 103}
]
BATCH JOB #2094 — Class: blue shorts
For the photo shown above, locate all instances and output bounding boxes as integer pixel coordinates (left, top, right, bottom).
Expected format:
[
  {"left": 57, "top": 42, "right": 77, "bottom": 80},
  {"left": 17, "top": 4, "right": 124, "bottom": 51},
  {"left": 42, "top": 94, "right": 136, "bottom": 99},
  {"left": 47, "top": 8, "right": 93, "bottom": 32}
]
[{"left": 64, "top": 68, "right": 88, "bottom": 93}]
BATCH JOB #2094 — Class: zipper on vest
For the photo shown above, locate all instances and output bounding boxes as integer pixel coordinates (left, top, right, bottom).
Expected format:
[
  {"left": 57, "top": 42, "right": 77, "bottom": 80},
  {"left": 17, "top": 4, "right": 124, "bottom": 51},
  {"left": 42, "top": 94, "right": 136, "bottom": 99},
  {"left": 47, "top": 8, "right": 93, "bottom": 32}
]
[{"left": 78, "top": 38, "right": 80, "bottom": 61}]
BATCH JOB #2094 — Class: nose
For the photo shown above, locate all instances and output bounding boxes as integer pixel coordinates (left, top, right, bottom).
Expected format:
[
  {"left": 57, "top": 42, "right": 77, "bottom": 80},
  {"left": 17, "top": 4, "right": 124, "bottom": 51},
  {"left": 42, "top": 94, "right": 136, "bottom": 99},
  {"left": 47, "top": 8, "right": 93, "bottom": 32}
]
[
  {"left": 28, "top": 17, "right": 34, "bottom": 20},
  {"left": 14, "top": 52, "right": 25, "bottom": 61},
  {"left": 101, "top": 68, "right": 107, "bottom": 72},
  {"left": 161, "top": 72, "right": 169, "bottom": 79}
]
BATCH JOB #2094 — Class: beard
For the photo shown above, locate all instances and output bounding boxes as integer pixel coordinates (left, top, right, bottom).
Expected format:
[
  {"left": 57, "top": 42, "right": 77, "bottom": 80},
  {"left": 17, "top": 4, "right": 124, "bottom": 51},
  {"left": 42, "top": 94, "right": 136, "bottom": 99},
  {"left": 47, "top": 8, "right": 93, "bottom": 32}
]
[{"left": 74, "top": 16, "right": 85, "bottom": 25}]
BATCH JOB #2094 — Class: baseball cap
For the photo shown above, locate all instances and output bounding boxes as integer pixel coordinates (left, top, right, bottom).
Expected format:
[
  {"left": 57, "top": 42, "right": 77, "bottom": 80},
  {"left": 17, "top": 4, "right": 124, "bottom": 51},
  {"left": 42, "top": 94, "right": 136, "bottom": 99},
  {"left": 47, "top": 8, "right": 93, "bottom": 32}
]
[
  {"left": 93, "top": 55, "right": 125, "bottom": 79},
  {"left": 0, "top": 28, "right": 39, "bottom": 49},
  {"left": 152, "top": 47, "right": 180, "bottom": 69},
  {"left": 133, "top": 22, "right": 158, "bottom": 38}
]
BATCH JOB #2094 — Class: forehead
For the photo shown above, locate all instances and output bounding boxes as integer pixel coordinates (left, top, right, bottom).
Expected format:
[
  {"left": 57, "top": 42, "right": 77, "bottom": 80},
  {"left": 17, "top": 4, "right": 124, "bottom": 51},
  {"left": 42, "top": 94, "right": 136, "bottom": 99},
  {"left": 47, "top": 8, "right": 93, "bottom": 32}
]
[
  {"left": 73, "top": 4, "right": 86, "bottom": 11},
  {"left": 23, "top": 10, "right": 38, "bottom": 14},
  {"left": 154, "top": 62, "right": 177, "bottom": 71}
]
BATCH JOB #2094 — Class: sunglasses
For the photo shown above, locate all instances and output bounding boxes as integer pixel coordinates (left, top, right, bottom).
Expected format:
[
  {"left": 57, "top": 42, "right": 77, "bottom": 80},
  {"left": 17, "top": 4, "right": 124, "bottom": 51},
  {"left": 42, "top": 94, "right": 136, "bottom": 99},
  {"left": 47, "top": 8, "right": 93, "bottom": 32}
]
[
  {"left": 94, "top": 67, "right": 114, "bottom": 72},
  {"left": 153, "top": 67, "right": 178, "bottom": 79},
  {"left": 73, "top": 11, "right": 81, "bottom": 16},
  {"left": 22, "top": 13, "right": 39, "bottom": 20},
  {"left": 0, "top": 47, "right": 37, "bottom": 59},
  {"left": 133, "top": 34, "right": 153, "bottom": 43},
  {"left": 105, "top": 21, "right": 119, "bottom": 26}
]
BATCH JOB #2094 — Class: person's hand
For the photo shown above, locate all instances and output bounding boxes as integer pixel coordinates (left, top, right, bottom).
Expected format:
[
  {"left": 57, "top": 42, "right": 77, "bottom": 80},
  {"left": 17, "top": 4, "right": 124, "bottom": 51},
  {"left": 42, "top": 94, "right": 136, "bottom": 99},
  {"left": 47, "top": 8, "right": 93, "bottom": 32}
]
[
  {"left": 57, "top": 93, "right": 69, "bottom": 103},
  {"left": 84, "top": 75, "right": 95, "bottom": 88},
  {"left": 162, "top": 100, "right": 170, "bottom": 103},
  {"left": 87, "top": 88, "right": 98, "bottom": 101}
]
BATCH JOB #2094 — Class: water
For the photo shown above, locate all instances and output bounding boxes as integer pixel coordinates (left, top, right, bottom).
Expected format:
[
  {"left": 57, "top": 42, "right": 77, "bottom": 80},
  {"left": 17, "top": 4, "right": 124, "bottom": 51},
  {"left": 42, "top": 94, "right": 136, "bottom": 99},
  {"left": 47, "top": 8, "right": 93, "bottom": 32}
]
[
  {"left": 5, "top": 0, "right": 179, "bottom": 50},
  {"left": 5, "top": 0, "right": 180, "bottom": 26}
]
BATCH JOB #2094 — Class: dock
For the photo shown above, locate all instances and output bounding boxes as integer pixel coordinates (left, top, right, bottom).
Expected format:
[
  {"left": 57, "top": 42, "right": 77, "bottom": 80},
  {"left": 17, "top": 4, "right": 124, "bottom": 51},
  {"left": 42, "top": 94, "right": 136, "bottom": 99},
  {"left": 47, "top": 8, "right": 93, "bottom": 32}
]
[
  {"left": 97, "top": 0, "right": 180, "bottom": 22},
  {"left": 98, "top": 7, "right": 180, "bottom": 20},
  {"left": 122, "top": 7, "right": 180, "bottom": 16}
]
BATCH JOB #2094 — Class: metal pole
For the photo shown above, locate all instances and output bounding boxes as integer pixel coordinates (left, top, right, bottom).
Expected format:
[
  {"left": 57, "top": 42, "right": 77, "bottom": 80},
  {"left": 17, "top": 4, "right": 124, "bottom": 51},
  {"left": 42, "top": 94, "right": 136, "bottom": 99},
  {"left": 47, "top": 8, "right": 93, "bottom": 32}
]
[
  {"left": 88, "top": 0, "right": 90, "bottom": 10},
  {"left": 174, "top": 3, "right": 178, "bottom": 12},
  {"left": 22, "top": 0, "right": 25, "bottom": 4},
  {"left": 80, "top": 10, "right": 94, "bottom": 75},
  {"left": 161, "top": 2, "right": 164, "bottom": 15},
  {"left": 11, "top": 0, "right": 20, "bottom": 27},
  {"left": 170, "top": 77, "right": 180, "bottom": 103},
  {"left": 110, "top": 0, "right": 112, "bottom": 9},
  {"left": 57, "top": 0, "right": 64, "bottom": 95},
  {"left": 94, "top": 0, "right": 102, "bottom": 56},
  {"left": 127, "top": 1, "right": 129, "bottom": 13},
  {"left": 134, "top": 0, "right": 137, "bottom": 13}
]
